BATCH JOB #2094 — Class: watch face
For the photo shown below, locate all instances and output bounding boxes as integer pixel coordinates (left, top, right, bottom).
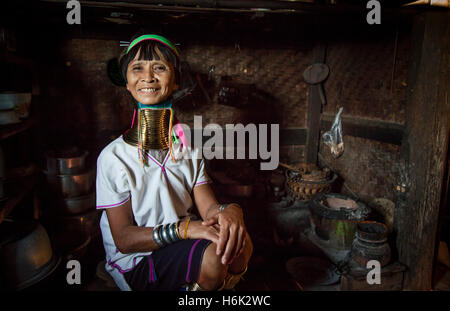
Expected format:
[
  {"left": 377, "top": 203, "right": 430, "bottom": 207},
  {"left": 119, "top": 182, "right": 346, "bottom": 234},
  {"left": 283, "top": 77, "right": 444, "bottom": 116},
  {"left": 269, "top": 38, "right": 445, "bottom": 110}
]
[{"left": 219, "top": 204, "right": 228, "bottom": 212}]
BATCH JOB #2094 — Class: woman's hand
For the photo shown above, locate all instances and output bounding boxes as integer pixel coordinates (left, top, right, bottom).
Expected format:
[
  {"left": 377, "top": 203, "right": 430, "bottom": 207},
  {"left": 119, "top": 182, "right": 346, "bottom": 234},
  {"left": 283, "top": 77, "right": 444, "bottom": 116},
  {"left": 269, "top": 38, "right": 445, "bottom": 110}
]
[
  {"left": 201, "top": 204, "right": 246, "bottom": 265},
  {"left": 178, "top": 219, "right": 220, "bottom": 244}
]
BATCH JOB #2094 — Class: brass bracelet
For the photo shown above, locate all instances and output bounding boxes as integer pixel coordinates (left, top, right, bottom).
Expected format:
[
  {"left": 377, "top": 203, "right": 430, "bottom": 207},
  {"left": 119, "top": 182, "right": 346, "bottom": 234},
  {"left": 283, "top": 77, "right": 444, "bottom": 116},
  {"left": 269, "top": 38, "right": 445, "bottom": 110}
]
[
  {"left": 184, "top": 218, "right": 191, "bottom": 240},
  {"left": 175, "top": 220, "right": 181, "bottom": 240}
]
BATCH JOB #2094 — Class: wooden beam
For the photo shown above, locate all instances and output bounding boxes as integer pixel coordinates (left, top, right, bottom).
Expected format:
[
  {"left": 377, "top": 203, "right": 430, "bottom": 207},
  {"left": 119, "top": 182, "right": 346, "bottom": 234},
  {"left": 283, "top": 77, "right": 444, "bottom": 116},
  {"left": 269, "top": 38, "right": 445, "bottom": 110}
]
[{"left": 395, "top": 11, "right": 450, "bottom": 290}]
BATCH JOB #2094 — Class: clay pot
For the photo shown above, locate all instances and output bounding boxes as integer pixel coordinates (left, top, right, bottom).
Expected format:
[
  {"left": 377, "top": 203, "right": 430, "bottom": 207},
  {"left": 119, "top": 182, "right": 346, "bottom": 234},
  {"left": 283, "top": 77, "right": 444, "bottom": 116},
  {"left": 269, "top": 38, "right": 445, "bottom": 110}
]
[{"left": 350, "top": 221, "right": 391, "bottom": 267}]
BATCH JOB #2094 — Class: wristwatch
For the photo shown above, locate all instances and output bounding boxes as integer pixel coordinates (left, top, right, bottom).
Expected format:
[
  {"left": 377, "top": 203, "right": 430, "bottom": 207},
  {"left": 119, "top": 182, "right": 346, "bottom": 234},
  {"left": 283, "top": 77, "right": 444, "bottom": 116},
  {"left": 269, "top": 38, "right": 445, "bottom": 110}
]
[{"left": 218, "top": 204, "right": 229, "bottom": 212}]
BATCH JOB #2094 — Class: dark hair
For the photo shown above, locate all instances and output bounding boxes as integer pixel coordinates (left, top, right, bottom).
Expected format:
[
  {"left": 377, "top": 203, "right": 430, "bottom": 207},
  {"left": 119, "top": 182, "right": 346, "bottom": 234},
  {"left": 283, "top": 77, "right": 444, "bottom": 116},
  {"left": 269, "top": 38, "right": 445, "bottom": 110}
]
[{"left": 119, "top": 34, "right": 180, "bottom": 85}]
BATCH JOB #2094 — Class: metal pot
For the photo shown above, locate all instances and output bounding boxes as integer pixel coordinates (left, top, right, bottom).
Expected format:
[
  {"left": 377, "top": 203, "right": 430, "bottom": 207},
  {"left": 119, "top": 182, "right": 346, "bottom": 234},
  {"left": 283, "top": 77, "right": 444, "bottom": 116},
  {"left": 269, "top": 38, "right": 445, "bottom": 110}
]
[
  {"left": 0, "top": 92, "right": 31, "bottom": 115},
  {"left": 0, "top": 219, "right": 60, "bottom": 290},
  {"left": 0, "top": 109, "right": 21, "bottom": 125},
  {"left": 43, "top": 168, "right": 95, "bottom": 198},
  {"left": 54, "top": 209, "right": 101, "bottom": 259},
  {"left": 52, "top": 192, "right": 96, "bottom": 215},
  {"left": 45, "top": 150, "right": 89, "bottom": 175},
  {"left": 309, "top": 193, "right": 370, "bottom": 251}
]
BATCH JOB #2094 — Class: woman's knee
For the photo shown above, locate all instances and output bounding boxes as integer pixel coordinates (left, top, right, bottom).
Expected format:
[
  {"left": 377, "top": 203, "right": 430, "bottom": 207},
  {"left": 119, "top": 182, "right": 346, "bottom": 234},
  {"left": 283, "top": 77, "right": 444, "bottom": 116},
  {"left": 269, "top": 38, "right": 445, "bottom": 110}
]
[{"left": 197, "top": 242, "right": 228, "bottom": 290}]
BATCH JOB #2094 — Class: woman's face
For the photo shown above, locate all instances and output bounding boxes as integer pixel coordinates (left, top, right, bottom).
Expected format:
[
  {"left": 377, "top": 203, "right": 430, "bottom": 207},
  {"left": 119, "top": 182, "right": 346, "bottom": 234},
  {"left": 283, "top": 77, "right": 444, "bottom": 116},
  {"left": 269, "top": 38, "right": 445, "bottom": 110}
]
[{"left": 126, "top": 47, "right": 178, "bottom": 106}]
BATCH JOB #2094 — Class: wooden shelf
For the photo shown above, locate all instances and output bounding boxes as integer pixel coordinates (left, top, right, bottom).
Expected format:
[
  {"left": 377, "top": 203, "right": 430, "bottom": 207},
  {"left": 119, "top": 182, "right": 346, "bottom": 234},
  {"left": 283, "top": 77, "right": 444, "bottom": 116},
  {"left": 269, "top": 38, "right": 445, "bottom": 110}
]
[
  {"left": 0, "top": 50, "right": 35, "bottom": 67},
  {"left": 0, "top": 174, "right": 38, "bottom": 223},
  {"left": 0, "top": 116, "right": 37, "bottom": 141}
]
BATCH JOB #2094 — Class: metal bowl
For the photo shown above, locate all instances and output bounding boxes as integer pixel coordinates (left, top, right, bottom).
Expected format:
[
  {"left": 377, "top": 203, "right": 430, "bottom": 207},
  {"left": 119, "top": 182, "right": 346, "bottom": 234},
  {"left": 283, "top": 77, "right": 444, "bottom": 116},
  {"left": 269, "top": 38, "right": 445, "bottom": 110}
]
[
  {"left": 0, "top": 92, "right": 31, "bottom": 111},
  {"left": 45, "top": 150, "right": 89, "bottom": 175},
  {"left": 285, "top": 256, "right": 340, "bottom": 290},
  {"left": 43, "top": 168, "right": 95, "bottom": 198},
  {"left": 0, "top": 219, "right": 60, "bottom": 290},
  {"left": 0, "top": 109, "right": 21, "bottom": 125}
]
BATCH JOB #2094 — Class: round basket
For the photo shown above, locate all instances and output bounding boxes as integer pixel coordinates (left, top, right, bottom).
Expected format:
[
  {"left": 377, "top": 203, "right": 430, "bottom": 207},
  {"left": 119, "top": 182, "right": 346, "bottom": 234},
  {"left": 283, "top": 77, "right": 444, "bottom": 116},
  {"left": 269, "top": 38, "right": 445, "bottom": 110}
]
[{"left": 285, "top": 164, "right": 336, "bottom": 200}]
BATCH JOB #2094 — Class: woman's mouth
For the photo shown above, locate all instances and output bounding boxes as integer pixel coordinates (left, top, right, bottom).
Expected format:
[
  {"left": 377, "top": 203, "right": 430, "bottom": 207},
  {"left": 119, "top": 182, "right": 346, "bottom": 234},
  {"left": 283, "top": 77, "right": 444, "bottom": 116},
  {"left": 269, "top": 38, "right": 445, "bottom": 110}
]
[{"left": 139, "top": 88, "right": 159, "bottom": 94}]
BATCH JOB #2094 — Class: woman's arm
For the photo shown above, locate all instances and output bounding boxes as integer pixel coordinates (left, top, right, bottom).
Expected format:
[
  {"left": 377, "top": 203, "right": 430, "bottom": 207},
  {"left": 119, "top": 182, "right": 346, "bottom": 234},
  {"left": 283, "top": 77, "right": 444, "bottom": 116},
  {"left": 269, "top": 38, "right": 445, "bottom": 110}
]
[
  {"left": 105, "top": 199, "right": 220, "bottom": 254},
  {"left": 192, "top": 183, "right": 247, "bottom": 265}
]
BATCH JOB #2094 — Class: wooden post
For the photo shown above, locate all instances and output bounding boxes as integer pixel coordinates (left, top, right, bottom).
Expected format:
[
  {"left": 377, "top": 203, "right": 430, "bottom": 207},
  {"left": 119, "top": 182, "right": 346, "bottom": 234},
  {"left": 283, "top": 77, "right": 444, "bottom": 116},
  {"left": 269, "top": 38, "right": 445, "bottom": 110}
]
[
  {"left": 395, "top": 11, "right": 450, "bottom": 290},
  {"left": 306, "top": 42, "right": 327, "bottom": 164}
]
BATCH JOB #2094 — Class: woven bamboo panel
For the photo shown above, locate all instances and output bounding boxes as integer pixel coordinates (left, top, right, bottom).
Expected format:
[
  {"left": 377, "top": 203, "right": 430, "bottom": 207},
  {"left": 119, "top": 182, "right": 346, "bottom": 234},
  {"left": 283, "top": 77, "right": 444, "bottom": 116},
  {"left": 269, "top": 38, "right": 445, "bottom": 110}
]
[
  {"left": 319, "top": 135, "right": 403, "bottom": 201},
  {"left": 323, "top": 31, "right": 409, "bottom": 124},
  {"left": 180, "top": 44, "right": 311, "bottom": 128}
]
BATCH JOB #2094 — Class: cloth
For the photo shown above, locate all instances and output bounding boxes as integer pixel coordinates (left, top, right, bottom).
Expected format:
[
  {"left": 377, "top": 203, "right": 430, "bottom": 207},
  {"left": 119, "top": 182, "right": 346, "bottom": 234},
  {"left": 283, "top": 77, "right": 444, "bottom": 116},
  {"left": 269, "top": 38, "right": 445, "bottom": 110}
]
[
  {"left": 96, "top": 135, "right": 212, "bottom": 290},
  {"left": 124, "top": 239, "right": 212, "bottom": 291}
]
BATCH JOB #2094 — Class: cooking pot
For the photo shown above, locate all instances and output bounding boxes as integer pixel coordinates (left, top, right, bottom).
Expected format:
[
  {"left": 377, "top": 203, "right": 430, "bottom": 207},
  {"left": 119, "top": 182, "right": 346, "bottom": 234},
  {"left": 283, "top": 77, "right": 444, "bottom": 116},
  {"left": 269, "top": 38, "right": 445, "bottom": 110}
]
[
  {"left": 0, "top": 219, "right": 60, "bottom": 290},
  {"left": 53, "top": 209, "right": 101, "bottom": 259},
  {"left": 43, "top": 168, "right": 95, "bottom": 198},
  {"left": 350, "top": 221, "right": 391, "bottom": 267},
  {"left": 52, "top": 192, "right": 96, "bottom": 215},
  {"left": 45, "top": 150, "right": 89, "bottom": 175},
  {"left": 309, "top": 193, "right": 370, "bottom": 251}
]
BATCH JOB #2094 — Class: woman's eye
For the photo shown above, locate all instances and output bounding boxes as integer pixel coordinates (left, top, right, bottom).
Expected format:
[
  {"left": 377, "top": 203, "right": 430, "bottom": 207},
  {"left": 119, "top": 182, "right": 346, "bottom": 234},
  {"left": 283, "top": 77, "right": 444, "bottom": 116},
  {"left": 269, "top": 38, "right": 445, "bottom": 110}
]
[
  {"left": 132, "top": 66, "right": 142, "bottom": 71},
  {"left": 153, "top": 65, "right": 166, "bottom": 73}
]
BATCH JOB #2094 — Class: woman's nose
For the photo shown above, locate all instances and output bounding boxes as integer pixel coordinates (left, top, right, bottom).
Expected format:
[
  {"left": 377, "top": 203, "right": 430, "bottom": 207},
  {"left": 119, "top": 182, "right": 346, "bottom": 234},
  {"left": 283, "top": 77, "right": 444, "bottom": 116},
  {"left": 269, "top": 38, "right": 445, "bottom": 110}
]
[{"left": 142, "top": 67, "right": 156, "bottom": 82}]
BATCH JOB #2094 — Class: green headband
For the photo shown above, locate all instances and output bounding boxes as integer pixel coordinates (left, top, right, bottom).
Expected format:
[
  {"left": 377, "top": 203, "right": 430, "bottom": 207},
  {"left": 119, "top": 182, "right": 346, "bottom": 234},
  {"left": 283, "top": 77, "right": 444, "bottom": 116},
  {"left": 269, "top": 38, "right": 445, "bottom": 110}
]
[{"left": 126, "top": 34, "right": 180, "bottom": 57}]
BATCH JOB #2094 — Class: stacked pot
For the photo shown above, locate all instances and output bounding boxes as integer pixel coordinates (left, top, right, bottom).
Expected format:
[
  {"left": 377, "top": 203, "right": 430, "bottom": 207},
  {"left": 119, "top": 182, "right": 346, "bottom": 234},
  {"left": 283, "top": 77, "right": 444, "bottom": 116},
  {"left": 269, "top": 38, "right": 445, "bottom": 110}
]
[
  {"left": 350, "top": 221, "right": 392, "bottom": 268},
  {"left": 43, "top": 149, "right": 99, "bottom": 259}
]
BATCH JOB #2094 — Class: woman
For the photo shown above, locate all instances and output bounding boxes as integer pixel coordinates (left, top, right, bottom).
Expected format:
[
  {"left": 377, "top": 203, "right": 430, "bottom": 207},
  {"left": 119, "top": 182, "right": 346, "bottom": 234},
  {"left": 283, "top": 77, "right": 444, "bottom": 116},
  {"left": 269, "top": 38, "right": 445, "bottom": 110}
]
[{"left": 96, "top": 33, "right": 253, "bottom": 291}]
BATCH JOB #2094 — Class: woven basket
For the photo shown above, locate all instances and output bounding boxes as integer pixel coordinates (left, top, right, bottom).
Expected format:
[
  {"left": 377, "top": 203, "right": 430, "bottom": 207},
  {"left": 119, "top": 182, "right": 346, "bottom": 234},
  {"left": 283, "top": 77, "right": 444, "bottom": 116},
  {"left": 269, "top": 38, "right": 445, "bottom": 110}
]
[{"left": 285, "top": 163, "right": 336, "bottom": 200}]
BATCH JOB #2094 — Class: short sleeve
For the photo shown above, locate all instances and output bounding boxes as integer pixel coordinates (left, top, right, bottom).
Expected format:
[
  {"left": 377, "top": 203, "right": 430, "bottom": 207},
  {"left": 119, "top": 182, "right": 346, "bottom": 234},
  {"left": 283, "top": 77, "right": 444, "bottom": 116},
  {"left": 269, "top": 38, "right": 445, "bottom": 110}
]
[
  {"left": 96, "top": 150, "right": 131, "bottom": 209},
  {"left": 194, "top": 156, "right": 213, "bottom": 187}
]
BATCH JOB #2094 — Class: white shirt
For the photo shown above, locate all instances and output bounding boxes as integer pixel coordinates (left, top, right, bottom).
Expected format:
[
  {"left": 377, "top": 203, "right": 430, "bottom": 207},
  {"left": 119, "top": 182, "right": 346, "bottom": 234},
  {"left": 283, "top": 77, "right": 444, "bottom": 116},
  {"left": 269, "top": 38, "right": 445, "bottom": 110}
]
[{"left": 96, "top": 136, "right": 211, "bottom": 290}]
